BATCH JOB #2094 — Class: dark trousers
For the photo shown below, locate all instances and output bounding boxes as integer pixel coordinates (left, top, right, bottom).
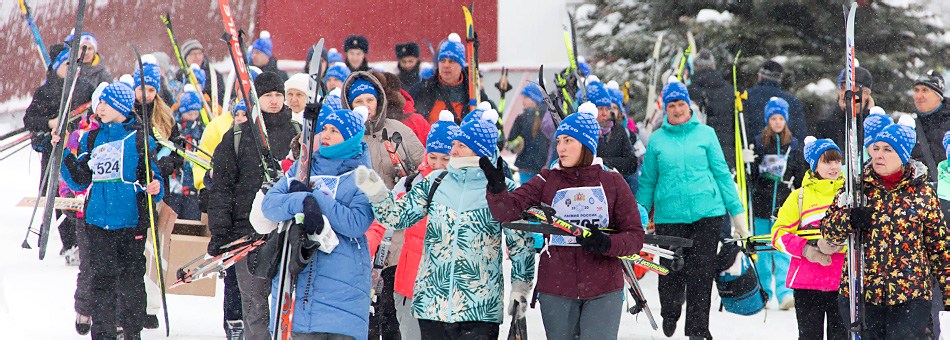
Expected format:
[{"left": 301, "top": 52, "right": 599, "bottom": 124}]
[
  {"left": 223, "top": 265, "right": 243, "bottom": 323},
  {"left": 164, "top": 193, "right": 201, "bottom": 221},
  {"left": 369, "top": 266, "right": 401, "bottom": 339},
  {"left": 417, "top": 320, "right": 499, "bottom": 340},
  {"left": 656, "top": 215, "right": 722, "bottom": 339},
  {"left": 74, "top": 217, "right": 92, "bottom": 315},
  {"left": 85, "top": 223, "right": 148, "bottom": 338},
  {"left": 837, "top": 296, "right": 931, "bottom": 339},
  {"left": 794, "top": 289, "right": 846, "bottom": 340}
]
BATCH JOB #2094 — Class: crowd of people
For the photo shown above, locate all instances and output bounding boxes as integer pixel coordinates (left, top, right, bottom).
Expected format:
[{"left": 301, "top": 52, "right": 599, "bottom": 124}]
[{"left": 20, "top": 22, "right": 950, "bottom": 340}]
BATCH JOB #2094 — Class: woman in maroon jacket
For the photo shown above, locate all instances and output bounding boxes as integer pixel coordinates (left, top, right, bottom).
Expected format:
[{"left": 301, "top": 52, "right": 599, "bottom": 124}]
[{"left": 481, "top": 102, "right": 645, "bottom": 340}]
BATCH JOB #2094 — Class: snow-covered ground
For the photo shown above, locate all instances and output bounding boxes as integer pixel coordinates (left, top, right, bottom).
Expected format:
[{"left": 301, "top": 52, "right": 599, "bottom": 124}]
[{"left": 0, "top": 148, "right": 800, "bottom": 339}]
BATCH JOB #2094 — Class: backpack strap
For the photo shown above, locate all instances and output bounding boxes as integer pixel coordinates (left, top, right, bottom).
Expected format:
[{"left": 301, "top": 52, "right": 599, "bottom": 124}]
[
  {"left": 405, "top": 171, "right": 420, "bottom": 194},
  {"left": 424, "top": 171, "right": 449, "bottom": 210}
]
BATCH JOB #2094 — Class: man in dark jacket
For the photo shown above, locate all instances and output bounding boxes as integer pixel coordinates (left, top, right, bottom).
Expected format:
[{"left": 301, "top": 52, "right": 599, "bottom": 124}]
[
  {"left": 395, "top": 42, "right": 421, "bottom": 90},
  {"left": 910, "top": 70, "right": 950, "bottom": 182},
  {"left": 743, "top": 61, "right": 806, "bottom": 141},
  {"left": 687, "top": 49, "right": 737, "bottom": 168},
  {"left": 178, "top": 39, "right": 227, "bottom": 106},
  {"left": 814, "top": 67, "right": 875, "bottom": 147},
  {"left": 249, "top": 31, "right": 289, "bottom": 81},
  {"left": 23, "top": 48, "right": 95, "bottom": 255},
  {"left": 409, "top": 33, "right": 491, "bottom": 124},
  {"left": 207, "top": 71, "right": 296, "bottom": 339}
]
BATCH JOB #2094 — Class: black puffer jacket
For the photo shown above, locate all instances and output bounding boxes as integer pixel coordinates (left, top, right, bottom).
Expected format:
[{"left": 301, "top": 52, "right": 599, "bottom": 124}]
[
  {"left": 687, "top": 69, "right": 736, "bottom": 168},
  {"left": 24, "top": 69, "right": 95, "bottom": 153},
  {"left": 207, "top": 106, "right": 297, "bottom": 243},
  {"left": 597, "top": 122, "right": 638, "bottom": 176},
  {"left": 912, "top": 99, "right": 950, "bottom": 182},
  {"left": 408, "top": 71, "right": 492, "bottom": 123}
]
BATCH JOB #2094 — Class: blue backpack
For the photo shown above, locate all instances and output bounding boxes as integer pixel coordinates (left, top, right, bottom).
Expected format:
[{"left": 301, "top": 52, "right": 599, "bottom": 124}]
[{"left": 716, "top": 243, "right": 768, "bottom": 315}]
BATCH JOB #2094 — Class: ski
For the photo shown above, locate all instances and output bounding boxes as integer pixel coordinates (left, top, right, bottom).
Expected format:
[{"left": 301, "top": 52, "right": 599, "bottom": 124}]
[
  {"left": 17, "top": 197, "right": 85, "bottom": 211},
  {"left": 133, "top": 44, "right": 171, "bottom": 336},
  {"left": 566, "top": 10, "right": 586, "bottom": 103},
  {"left": 462, "top": 4, "right": 480, "bottom": 110},
  {"left": 370, "top": 228, "right": 393, "bottom": 314},
  {"left": 36, "top": 0, "right": 88, "bottom": 259},
  {"left": 19, "top": 0, "right": 51, "bottom": 67},
  {"left": 273, "top": 39, "right": 326, "bottom": 340},
  {"left": 642, "top": 32, "right": 665, "bottom": 132},
  {"left": 620, "top": 259, "right": 658, "bottom": 330},
  {"left": 161, "top": 12, "right": 214, "bottom": 125},
  {"left": 151, "top": 128, "right": 212, "bottom": 170},
  {"left": 731, "top": 51, "right": 755, "bottom": 241},
  {"left": 676, "top": 46, "right": 692, "bottom": 82},
  {"left": 171, "top": 235, "right": 266, "bottom": 288},
  {"left": 501, "top": 220, "right": 692, "bottom": 248},
  {"left": 422, "top": 38, "right": 436, "bottom": 63},
  {"left": 536, "top": 65, "right": 565, "bottom": 126},
  {"left": 842, "top": 3, "right": 865, "bottom": 339}
]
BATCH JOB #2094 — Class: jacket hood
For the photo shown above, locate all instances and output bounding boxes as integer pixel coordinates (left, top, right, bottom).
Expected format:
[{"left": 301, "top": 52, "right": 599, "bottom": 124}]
[
  {"left": 341, "top": 71, "right": 388, "bottom": 134},
  {"left": 802, "top": 171, "right": 844, "bottom": 197},
  {"left": 660, "top": 111, "right": 699, "bottom": 134}
]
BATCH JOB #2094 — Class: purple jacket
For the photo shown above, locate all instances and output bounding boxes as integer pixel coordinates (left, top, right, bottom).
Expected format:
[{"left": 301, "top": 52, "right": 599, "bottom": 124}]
[{"left": 488, "top": 162, "right": 644, "bottom": 299}]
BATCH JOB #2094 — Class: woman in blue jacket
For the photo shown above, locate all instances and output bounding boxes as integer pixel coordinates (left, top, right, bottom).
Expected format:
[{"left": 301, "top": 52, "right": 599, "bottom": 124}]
[
  {"left": 60, "top": 82, "right": 164, "bottom": 340},
  {"left": 261, "top": 106, "right": 376, "bottom": 339}
]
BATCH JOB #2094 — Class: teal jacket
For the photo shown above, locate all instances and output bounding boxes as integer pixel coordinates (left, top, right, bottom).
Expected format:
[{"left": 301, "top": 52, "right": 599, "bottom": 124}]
[{"left": 637, "top": 114, "right": 744, "bottom": 224}]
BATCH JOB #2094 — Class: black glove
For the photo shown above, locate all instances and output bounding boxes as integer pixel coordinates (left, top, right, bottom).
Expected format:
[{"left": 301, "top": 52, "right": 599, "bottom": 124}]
[
  {"left": 63, "top": 153, "right": 92, "bottom": 185},
  {"left": 479, "top": 156, "right": 507, "bottom": 194},
  {"left": 578, "top": 225, "right": 612, "bottom": 254},
  {"left": 207, "top": 234, "right": 234, "bottom": 257},
  {"left": 850, "top": 206, "right": 875, "bottom": 232},
  {"left": 304, "top": 102, "right": 322, "bottom": 121},
  {"left": 288, "top": 179, "right": 311, "bottom": 193},
  {"left": 302, "top": 196, "right": 325, "bottom": 235}
]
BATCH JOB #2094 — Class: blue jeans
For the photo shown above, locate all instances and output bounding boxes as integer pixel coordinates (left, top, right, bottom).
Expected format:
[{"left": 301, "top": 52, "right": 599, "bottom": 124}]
[
  {"left": 753, "top": 217, "right": 792, "bottom": 302},
  {"left": 518, "top": 171, "right": 537, "bottom": 185}
]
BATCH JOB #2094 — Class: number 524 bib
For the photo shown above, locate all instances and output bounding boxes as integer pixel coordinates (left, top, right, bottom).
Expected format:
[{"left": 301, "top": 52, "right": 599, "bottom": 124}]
[{"left": 89, "top": 133, "right": 135, "bottom": 183}]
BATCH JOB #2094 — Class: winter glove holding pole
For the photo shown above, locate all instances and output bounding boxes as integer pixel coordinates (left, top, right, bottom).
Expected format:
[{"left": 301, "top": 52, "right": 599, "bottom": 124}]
[
  {"left": 354, "top": 165, "right": 388, "bottom": 204},
  {"left": 578, "top": 225, "right": 612, "bottom": 254},
  {"left": 802, "top": 240, "right": 833, "bottom": 266},
  {"left": 816, "top": 238, "right": 843, "bottom": 254},
  {"left": 302, "top": 196, "right": 324, "bottom": 235},
  {"left": 849, "top": 206, "right": 875, "bottom": 232},
  {"left": 479, "top": 156, "right": 507, "bottom": 194},
  {"left": 509, "top": 280, "right": 531, "bottom": 319},
  {"left": 741, "top": 144, "right": 757, "bottom": 163},
  {"left": 731, "top": 212, "right": 750, "bottom": 239}
]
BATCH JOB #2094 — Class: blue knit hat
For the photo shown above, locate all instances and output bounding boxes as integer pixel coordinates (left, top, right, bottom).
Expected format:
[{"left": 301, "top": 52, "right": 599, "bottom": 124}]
[
  {"left": 438, "top": 33, "right": 466, "bottom": 67},
  {"left": 51, "top": 48, "right": 71, "bottom": 72},
  {"left": 578, "top": 61, "right": 591, "bottom": 77},
  {"left": 328, "top": 48, "right": 343, "bottom": 63},
  {"left": 555, "top": 102, "right": 600, "bottom": 155},
  {"left": 863, "top": 107, "right": 894, "bottom": 148},
  {"left": 803, "top": 136, "right": 841, "bottom": 172},
  {"left": 251, "top": 31, "right": 273, "bottom": 58},
  {"left": 248, "top": 66, "right": 261, "bottom": 81},
  {"left": 189, "top": 64, "right": 207, "bottom": 89},
  {"left": 348, "top": 78, "right": 377, "bottom": 105},
  {"left": 873, "top": 116, "right": 917, "bottom": 164},
  {"left": 421, "top": 66, "right": 434, "bottom": 79},
  {"left": 320, "top": 88, "right": 343, "bottom": 116},
  {"left": 764, "top": 97, "right": 789, "bottom": 122},
  {"left": 427, "top": 110, "right": 460, "bottom": 154},
  {"left": 100, "top": 82, "right": 136, "bottom": 116},
  {"left": 326, "top": 62, "right": 351, "bottom": 82},
  {"left": 586, "top": 81, "right": 612, "bottom": 108},
  {"left": 943, "top": 131, "right": 950, "bottom": 162},
  {"left": 178, "top": 85, "right": 203, "bottom": 114},
  {"left": 318, "top": 106, "right": 370, "bottom": 141},
  {"left": 662, "top": 79, "right": 690, "bottom": 108},
  {"left": 521, "top": 83, "right": 545, "bottom": 107},
  {"left": 454, "top": 108, "right": 499, "bottom": 158},
  {"left": 133, "top": 62, "right": 162, "bottom": 92},
  {"left": 461, "top": 102, "right": 494, "bottom": 125},
  {"left": 234, "top": 100, "right": 247, "bottom": 114}
]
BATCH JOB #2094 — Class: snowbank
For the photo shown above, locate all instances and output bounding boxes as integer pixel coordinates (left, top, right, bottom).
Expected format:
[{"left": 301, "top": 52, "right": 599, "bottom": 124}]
[
  {"left": 804, "top": 78, "right": 837, "bottom": 97},
  {"left": 696, "top": 9, "right": 734, "bottom": 24}
]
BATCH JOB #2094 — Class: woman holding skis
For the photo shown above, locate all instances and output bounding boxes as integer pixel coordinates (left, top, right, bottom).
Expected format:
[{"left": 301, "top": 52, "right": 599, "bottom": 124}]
[
  {"left": 261, "top": 106, "right": 376, "bottom": 339},
  {"left": 355, "top": 109, "right": 535, "bottom": 339},
  {"left": 821, "top": 117, "right": 950, "bottom": 339},
  {"left": 747, "top": 97, "right": 806, "bottom": 310},
  {"left": 636, "top": 79, "right": 748, "bottom": 339},
  {"left": 771, "top": 137, "right": 847, "bottom": 340},
  {"left": 484, "top": 102, "right": 645, "bottom": 340}
]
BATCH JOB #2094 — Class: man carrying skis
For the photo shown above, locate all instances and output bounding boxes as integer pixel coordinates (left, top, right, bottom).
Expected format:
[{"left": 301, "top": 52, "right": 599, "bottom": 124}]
[
  {"left": 409, "top": 33, "right": 491, "bottom": 124},
  {"left": 207, "top": 72, "right": 297, "bottom": 339},
  {"left": 815, "top": 67, "right": 874, "bottom": 147}
]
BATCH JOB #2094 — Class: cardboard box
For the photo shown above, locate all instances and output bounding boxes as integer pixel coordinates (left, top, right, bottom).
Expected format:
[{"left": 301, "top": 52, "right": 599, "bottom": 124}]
[{"left": 146, "top": 208, "right": 216, "bottom": 297}]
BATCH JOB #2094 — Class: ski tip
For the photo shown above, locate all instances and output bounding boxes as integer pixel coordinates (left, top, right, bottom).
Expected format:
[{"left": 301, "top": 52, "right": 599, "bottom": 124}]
[{"left": 21, "top": 240, "right": 31, "bottom": 249}]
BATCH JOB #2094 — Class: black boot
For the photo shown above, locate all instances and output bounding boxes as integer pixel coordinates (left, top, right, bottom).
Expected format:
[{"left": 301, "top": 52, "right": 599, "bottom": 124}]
[
  {"left": 225, "top": 320, "right": 245, "bottom": 340},
  {"left": 663, "top": 318, "right": 677, "bottom": 337},
  {"left": 144, "top": 314, "right": 159, "bottom": 329},
  {"left": 75, "top": 313, "right": 92, "bottom": 335}
]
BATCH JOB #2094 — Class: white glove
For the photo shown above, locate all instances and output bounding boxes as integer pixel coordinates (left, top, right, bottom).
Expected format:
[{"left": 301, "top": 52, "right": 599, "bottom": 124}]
[
  {"left": 508, "top": 280, "right": 532, "bottom": 319},
  {"left": 731, "top": 213, "right": 750, "bottom": 239},
  {"left": 741, "top": 145, "right": 757, "bottom": 163},
  {"left": 354, "top": 165, "right": 388, "bottom": 204}
]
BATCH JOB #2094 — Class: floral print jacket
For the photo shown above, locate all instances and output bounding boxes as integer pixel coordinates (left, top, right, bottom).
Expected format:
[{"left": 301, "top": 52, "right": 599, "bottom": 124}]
[{"left": 821, "top": 160, "right": 950, "bottom": 306}]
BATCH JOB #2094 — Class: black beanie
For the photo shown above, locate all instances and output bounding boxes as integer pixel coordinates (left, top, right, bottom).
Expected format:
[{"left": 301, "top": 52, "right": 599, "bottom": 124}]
[
  {"left": 344, "top": 35, "right": 369, "bottom": 53},
  {"left": 254, "top": 71, "right": 284, "bottom": 97},
  {"left": 915, "top": 70, "right": 945, "bottom": 98},
  {"left": 758, "top": 60, "right": 784, "bottom": 81},
  {"left": 395, "top": 42, "right": 420, "bottom": 59}
]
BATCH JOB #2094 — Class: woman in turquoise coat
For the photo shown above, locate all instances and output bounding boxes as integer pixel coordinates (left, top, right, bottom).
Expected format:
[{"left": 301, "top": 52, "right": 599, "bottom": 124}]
[{"left": 636, "top": 79, "right": 748, "bottom": 339}]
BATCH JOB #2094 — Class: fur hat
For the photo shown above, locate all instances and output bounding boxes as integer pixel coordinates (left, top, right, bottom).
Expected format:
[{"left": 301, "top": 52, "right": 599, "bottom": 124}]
[
  {"left": 395, "top": 42, "right": 420, "bottom": 59},
  {"left": 344, "top": 35, "right": 369, "bottom": 53}
]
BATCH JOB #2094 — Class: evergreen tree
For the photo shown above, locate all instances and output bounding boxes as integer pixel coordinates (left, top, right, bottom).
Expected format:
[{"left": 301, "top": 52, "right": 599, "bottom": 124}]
[{"left": 578, "top": 0, "right": 950, "bottom": 126}]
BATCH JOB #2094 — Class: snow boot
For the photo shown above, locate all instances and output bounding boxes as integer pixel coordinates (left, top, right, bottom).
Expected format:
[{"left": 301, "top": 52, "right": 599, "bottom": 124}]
[
  {"left": 779, "top": 295, "right": 795, "bottom": 310},
  {"left": 65, "top": 246, "right": 80, "bottom": 266},
  {"left": 75, "top": 313, "right": 92, "bottom": 335},
  {"left": 225, "top": 320, "right": 245, "bottom": 340},
  {"left": 662, "top": 318, "right": 676, "bottom": 337},
  {"left": 144, "top": 314, "right": 159, "bottom": 329}
]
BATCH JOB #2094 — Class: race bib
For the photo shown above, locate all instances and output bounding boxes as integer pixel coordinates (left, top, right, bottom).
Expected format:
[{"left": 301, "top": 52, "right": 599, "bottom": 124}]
[
  {"left": 90, "top": 139, "right": 125, "bottom": 183},
  {"left": 759, "top": 154, "right": 788, "bottom": 182},
  {"left": 549, "top": 186, "right": 610, "bottom": 246}
]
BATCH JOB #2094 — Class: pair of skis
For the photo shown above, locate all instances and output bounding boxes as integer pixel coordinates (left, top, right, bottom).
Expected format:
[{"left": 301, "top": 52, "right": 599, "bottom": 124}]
[
  {"left": 731, "top": 51, "right": 755, "bottom": 244},
  {"left": 161, "top": 13, "right": 215, "bottom": 125},
  {"left": 171, "top": 234, "right": 266, "bottom": 288},
  {"left": 842, "top": 3, "right": 866, "bottom": 339},
  {"left": 19, "top": 0, "right": 50, "bottom": 67}
]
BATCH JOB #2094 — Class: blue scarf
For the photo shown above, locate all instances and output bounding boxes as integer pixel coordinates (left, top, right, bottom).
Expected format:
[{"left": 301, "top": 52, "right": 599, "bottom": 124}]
[
  {"left": 918, "top": 103, "right": 943, "bottom": 117},
  {"left": 318, "top": 128, "right": 365, "bottom": 159}
]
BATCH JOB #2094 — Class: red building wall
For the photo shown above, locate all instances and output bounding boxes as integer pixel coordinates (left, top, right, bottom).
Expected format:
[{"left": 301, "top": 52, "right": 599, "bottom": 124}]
[{"left": 255, "top": 0, "right": 498, "bottom": 63}]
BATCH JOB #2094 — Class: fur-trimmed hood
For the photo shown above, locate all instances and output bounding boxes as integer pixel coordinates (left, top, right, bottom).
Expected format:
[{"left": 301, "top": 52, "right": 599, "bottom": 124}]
[{"left": 340, "top": 71, "right": 388, "bottom": 134}]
